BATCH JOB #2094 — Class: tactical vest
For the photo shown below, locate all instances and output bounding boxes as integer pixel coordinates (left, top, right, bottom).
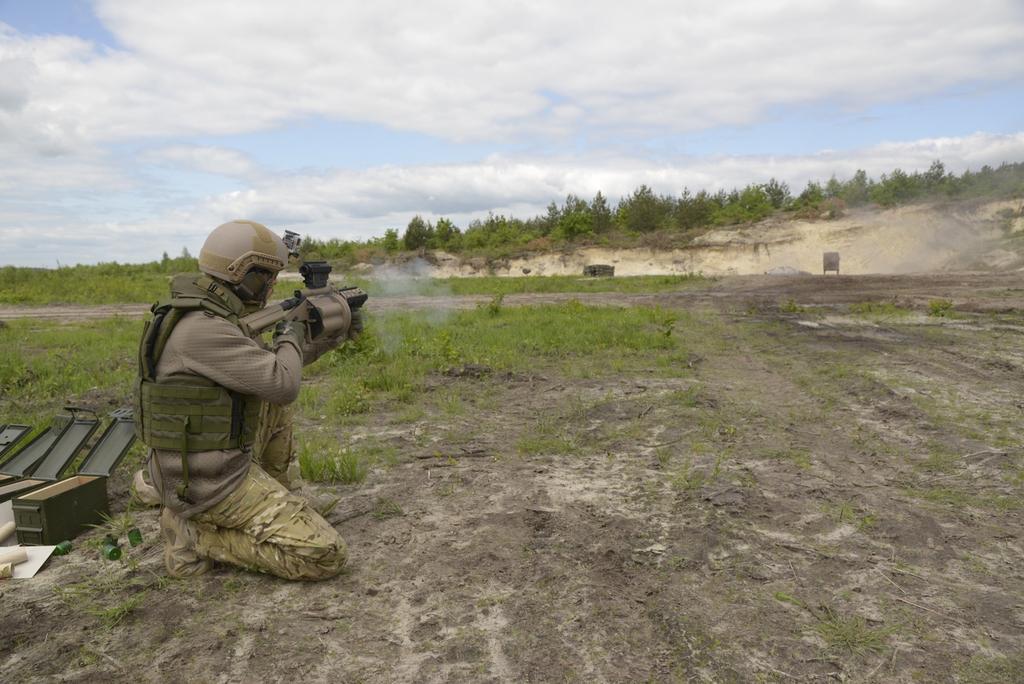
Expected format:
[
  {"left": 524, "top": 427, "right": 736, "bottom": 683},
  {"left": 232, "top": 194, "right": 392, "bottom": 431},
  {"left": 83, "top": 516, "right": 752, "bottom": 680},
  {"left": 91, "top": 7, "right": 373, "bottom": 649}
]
[{"left": 134, "top": 275, "right": 262, "bottom": 499}]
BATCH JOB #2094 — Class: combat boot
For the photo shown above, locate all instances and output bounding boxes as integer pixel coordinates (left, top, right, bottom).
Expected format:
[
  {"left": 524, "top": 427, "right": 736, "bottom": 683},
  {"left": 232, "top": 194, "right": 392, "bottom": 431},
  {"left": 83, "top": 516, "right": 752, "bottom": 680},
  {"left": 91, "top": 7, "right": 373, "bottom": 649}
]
[
  {"left": 284, "top": 458, "right": 305, "bottom": 491},
  {"left": 160, "top": 507, "right": 211, "bottom": 578},
  {"left": 130, "top": 469, "right": 161, "bottom": 507}
]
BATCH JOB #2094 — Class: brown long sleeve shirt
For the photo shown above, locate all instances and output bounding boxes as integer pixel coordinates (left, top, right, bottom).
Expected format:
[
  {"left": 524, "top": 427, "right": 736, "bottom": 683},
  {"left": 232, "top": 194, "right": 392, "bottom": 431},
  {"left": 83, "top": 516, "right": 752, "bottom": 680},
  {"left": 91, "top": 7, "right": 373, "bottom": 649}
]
[{"left": 148, "top": 310, "right": 303, "bottom": 518}]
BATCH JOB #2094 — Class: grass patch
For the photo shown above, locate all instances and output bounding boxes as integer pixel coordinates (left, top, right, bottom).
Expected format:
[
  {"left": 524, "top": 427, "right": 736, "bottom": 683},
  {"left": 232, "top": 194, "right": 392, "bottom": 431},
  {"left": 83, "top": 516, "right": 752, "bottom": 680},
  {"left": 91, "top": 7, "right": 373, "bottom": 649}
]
[
  {"left": 438, "top": 391, "right": 466, "bottom": 417},
  {"left": 297, "top": 436, "right": 371, "bottom": 484},
  {"left": 775, "top": 593, "right": 893, "bottom": 656},
  {"left": 325, "top": 385, "right": 372, "bottom": 417},
  {"left": 919, "top": 448, "right": 958, "bottom": 474},
  {"left": 670, "top": 458, "right": 705, "bottom": 492},
  {"left": 0, "top": 263, "right": 190, "bottom": 305},
  {"left": 516, "top": 418, "right": 577, "bottom": 456},
  {"left": 669, "top": 384, "right": 705, "bottom": 408},
  {"left": 88, "top": 593, "right": 146, "bottom": 629},
  {"left": 56, "top": 573, "right": 159, "bottom": 629},
  {"left": 764, "top": 448, "right": 812, "bottom": 469},
  {"left": 0, "top": 318, "right": 141, "bottom": 424},
  {"left": 848, "top": 301, "right": 912, "bottom": 317},
  {"left": 0, "top": 300, "right": 870, "bottom": 486},
  {"left": 698, "top": 414, "right": 737, "bottom": 441},
  {"left": 915, "top": 486, "right": 970, "bottom": 506},
  {"left": 0, "top": 266, "right": 710, "bottom": 306},
  {"left": 670, "top": 454, "right": 725, "bottom": 492},
  {"left": 956, "top": 652, "right": 1024, "bottom": 684},
  {"left": 308, "top": 302, "right": 693, "bottom": 418},
  {"left": 361, "top": 273, "right": 711, "bottom": 298},
  {"left": 372, "top": 498, "right": 404, "bottom": 519},
  {"left": 96, "top": 511, "right": 139, "bottom": 540},
  {"left": 822, "top": 500, "right": 876, "bottom": 530},
  {"left": 824, "top": 500, "right": 857, "bottom": 523},
  {"left": 814, "top": 609, "right": 892, "bottom": 655}
]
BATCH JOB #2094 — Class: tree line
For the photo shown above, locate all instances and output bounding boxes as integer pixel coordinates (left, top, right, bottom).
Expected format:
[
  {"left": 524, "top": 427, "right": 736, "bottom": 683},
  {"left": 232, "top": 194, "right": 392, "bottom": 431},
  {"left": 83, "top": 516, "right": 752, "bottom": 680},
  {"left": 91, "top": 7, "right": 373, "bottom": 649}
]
[{"left": 294, "top": 160, "right": 1024, "bottom": 261}]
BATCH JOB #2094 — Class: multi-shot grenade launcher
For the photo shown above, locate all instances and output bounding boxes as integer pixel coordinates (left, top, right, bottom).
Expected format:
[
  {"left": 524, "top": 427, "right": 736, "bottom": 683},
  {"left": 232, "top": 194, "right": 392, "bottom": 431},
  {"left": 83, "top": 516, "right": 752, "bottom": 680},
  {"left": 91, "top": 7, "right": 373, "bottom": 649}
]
[{"left": 238, "top": 230, "right": 368, "bottom": 340}]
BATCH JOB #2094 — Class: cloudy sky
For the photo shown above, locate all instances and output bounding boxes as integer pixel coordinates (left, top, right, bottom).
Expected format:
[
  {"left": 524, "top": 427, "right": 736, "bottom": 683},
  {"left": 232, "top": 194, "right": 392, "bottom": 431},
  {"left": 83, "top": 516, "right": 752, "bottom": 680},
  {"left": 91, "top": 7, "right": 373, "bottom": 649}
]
[{"left": 1, "top": 0, "right": 1023, "bottom": 266}]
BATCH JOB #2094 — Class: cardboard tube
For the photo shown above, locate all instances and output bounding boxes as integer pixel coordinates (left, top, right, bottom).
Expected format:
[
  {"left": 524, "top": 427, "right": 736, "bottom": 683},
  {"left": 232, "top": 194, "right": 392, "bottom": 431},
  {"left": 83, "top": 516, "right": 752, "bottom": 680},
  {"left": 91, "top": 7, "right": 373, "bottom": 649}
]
[
  {"left": 0, "top": 547, "right": 28, "bottom": 567},
  {"left": 0, "top": 521, "right": 15, "bottom": 543}
]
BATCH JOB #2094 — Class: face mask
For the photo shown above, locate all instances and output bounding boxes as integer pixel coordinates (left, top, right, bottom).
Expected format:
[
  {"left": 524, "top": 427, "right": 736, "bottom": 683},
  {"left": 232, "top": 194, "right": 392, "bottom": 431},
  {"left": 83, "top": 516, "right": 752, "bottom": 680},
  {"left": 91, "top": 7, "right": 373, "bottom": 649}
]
[{"left": 235, "top": 269, "right": 276, "bottom": 305}]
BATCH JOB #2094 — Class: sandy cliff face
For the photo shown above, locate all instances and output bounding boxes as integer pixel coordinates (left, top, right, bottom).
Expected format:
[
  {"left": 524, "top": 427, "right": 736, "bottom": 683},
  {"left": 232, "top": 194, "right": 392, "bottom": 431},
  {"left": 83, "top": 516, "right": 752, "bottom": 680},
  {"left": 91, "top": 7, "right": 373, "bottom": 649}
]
[{"left": 367, "top": 200, "right": 1023, "bottom": 278}]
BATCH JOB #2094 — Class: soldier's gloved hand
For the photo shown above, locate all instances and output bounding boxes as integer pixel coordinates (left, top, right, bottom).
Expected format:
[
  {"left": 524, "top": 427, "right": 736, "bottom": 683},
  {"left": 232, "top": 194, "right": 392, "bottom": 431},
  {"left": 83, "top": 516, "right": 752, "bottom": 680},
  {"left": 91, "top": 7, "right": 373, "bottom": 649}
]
[
  {"left": 300, "top": 332, "right": 345, "bottom": 366},
  {"left": 272, "top": 319, "right": 307, "bottom": 352},
  {"left": 349, "top": 309, "right": 364, "bottom": 339}
]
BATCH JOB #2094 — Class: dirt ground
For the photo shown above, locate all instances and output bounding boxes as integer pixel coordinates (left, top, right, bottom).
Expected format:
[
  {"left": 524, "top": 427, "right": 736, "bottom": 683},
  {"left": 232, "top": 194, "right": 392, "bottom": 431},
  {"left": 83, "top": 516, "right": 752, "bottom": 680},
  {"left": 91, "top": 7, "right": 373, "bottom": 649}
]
[{"left": 2, "top": 272, "right": 1024, "bottom": 683}]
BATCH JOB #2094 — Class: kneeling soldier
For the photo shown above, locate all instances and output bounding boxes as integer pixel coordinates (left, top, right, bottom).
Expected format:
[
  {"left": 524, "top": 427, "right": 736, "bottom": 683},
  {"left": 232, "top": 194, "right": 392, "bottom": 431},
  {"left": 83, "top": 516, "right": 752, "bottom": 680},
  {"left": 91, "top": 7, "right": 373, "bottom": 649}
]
[{"left": 135, "top": 220, "right": 349, "bottom": 580}]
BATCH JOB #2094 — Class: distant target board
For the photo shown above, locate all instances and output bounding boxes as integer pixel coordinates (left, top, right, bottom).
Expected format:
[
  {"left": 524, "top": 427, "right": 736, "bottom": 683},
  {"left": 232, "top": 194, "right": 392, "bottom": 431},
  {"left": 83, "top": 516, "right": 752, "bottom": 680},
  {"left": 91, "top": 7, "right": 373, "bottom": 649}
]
[{"left": 823, "top": 252, "right": 840, "bottom": 274}]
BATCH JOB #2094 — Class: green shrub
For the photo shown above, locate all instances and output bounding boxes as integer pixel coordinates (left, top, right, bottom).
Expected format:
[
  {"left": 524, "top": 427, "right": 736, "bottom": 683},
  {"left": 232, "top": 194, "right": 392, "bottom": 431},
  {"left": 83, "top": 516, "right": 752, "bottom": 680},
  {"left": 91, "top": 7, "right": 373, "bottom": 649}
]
[
  {"left": 711, "top": 185, "right": 775, "bottom": 225},
  {"left": 927, "top": 299, "right": 954, "bottom": 317},
  {"left": 780, "top": 299, "right": 805, "bottom": 313}
]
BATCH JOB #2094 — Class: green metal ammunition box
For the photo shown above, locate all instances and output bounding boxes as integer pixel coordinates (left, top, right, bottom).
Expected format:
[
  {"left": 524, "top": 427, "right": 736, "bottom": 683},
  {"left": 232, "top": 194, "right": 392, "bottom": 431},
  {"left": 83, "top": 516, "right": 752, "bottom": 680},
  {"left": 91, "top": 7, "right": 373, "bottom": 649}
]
[
  {"left": 0, "top": 424, "right": 31, "bottom": 462},
  {"left": 0, "top": 413, "right": 98, "bottom": 503},
  {"left": 77, "top": 408, "right": 135, "bottom": 478},
  {"left": 11, "top": 409, "right": 136, "bottom": 544},
  {"left": 13, "top": 475, "right": 109, "bottom": 545},
  {"left": 0, "top": 421, "right": 68, "bottom": 483},
  {"left": 0, "top": 478, "right": 51, "bottom": 504}
]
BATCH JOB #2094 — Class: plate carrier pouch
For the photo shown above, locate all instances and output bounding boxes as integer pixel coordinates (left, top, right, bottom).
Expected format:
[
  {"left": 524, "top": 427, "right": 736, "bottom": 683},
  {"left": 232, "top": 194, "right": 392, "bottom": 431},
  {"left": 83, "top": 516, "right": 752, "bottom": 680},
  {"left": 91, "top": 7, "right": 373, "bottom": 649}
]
[{"left": 135, "top": 274, "right": 262, "bottom": 502}]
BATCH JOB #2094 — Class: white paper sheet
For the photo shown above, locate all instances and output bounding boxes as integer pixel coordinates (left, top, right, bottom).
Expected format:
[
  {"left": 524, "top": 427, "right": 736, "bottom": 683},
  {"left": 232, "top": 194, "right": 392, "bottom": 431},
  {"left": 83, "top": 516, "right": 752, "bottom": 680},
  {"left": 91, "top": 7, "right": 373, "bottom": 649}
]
[{"left": 10, "top": 545, "right": 56, "bottom": 578}]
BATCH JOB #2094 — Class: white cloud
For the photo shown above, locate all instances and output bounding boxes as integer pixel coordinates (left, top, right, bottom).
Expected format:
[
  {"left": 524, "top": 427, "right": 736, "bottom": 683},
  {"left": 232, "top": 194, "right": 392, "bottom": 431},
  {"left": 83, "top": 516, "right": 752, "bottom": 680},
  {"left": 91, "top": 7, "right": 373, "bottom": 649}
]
[
  {"left": 5, "top": 131, "right": 1021, "bottom": 266},
  {"left": 0, "top": 1, "right": 1020, "bottom": 147},
  {"left": 0, "top": 140, "right": 128, "bottom": 197},
  {"left": 189, "top": 132, "right": 1024, "bottom": 225},
  {"left": 143, "top": 145, "right": 259, "bottom": 179}
]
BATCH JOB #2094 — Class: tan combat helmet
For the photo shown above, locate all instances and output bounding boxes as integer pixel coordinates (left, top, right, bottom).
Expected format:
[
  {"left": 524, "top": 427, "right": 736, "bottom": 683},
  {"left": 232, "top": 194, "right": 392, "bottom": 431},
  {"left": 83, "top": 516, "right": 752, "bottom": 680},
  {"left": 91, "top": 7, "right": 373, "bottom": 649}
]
[{"left": 198, "top": 220, "right": 289, "bottom": 285}]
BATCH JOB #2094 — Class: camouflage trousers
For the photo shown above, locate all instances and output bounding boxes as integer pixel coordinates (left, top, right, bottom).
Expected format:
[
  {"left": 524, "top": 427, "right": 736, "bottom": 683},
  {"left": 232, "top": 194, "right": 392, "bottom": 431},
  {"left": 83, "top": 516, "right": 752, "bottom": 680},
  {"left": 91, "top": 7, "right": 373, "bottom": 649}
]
[
  {"left": 161, "top": 404, "right": 346, "bottom": 580},
  {"left": 252, "top": 401, "right": 300, "bottom": 488},
  {"left": 188, "top": 465, "right": 347, "bottom": 581}
]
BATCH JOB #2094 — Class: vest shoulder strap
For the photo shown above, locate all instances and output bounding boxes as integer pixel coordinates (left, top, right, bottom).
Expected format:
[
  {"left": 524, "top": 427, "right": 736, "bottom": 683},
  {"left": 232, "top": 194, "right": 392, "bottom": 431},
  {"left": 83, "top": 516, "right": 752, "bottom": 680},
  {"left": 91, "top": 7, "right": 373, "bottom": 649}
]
[{"left": 138, "top": 275, "right": 247, "bottom": 377}]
